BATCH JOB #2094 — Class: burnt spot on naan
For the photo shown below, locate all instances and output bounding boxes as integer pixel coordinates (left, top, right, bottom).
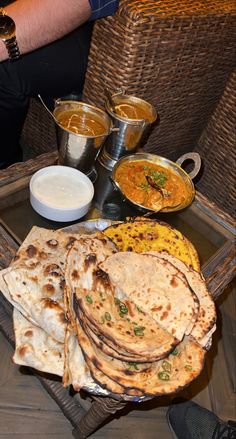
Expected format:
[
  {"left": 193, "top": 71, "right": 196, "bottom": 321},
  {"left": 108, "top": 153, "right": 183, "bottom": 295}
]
[
  {"left": 18, "top": 346, "right": 28, "bottom": 357},
  {"left": 59, "top": 279, "right": 65, "bottom": 290},
  {"left": 24, "top": 330, "right": 33, "bottom": 337},
  {"left": 26, "top": 245, "right": 37, "bottom": 258},
  {"left": 160, "top": 311, "right": 169, "bottom": 321},
  {"left": 25, "top": 260, "right": 39, "bottom": 269},
  {"left": 42, "top": 298, "right": 67, "bottom": 323},
  {"left": 38, "top": 251, "right": 49, "bottom": 260},
  {"left": 65, "top": 236, "right": 77, "bottom": 250},
  {"left": 93, "top": 269, "right": 111, "bottom": 289},
  {"left": 84, "top": 253, "right": 97, "bottom": 269},
  {"left": 44, "top": 263, "right": 63, "bottom": 278},
  {"left": 46, "top": 239, "right": 59, "bottom": 248},
  {"left": 42, "top": 283, "right": 56, "bottom": 296},
  {"left": 170, "top": 276, "right": 180, "bottom": 287},
  {"left": 71, "top": 269, "right": 79, "bottom": 280}
]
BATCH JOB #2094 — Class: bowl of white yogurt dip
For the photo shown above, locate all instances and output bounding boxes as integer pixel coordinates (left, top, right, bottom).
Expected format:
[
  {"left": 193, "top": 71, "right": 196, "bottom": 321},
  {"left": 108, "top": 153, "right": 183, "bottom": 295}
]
[{"left": 30, "top": 165, "right": 94, "bottom": 222}]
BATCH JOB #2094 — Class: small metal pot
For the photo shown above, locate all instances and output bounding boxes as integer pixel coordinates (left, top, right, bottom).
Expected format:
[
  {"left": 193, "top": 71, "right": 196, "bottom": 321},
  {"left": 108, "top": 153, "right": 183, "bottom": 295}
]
[
  {"left": 53, "top": 100, "right": 113, "bottom": 179},
  {"left": 98, "top": 91, "right": 157, "bottom": 171},
  {"left": 111, "top": 152, "right": 201, "bottom": 213}
]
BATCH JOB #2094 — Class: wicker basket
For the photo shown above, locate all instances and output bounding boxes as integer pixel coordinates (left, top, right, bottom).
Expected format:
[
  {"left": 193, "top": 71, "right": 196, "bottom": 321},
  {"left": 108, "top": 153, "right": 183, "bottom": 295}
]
[
  {"left": 20, "top": 0, "right": 236, "bottom": 216},
  {"left": 196, "top": 69, "right": 236, "bottom": 218},
  {"left": 21, "top": 98, "right": 57, "bottom": 160},
  {"left": 83, "top": 0, "right": 236, "bottom": 160}
]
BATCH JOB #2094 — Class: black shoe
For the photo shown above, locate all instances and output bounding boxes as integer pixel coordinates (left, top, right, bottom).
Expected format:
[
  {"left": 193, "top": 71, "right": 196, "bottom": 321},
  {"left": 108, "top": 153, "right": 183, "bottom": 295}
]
[{"left": 167, "top": 401, "right": 236, "bottom": 439}]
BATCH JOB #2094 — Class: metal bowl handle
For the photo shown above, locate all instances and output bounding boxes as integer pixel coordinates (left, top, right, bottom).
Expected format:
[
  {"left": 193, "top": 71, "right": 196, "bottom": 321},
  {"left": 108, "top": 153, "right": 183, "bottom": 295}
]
[{"left": 176, "top": 152, "right": 201, "bottom": 180}]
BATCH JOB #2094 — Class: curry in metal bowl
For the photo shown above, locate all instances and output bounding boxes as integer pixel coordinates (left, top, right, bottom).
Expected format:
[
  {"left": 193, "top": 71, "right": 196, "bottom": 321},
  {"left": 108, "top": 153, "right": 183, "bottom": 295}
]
[{"left": 112, "top": 152, "right": 201, "bottom": 213}]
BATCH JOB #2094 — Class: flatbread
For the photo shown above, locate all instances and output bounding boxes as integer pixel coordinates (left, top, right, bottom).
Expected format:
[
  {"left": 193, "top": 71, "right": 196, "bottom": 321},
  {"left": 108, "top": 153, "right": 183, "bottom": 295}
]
[
  {"left": 144, "top": 251, "right": 216, "bottom": 346},
  {"left": 79, "top": 314, "right": 166, "bottom": 363},
  {"left": 76, "top": 317, "right": 205, "bottom": 396},
  {"left": 103, "top": 219, "right": 200, "bottom": 271},
  {"left": 13, "top": 309, "right": 64, "bottom": 376},
  {"left": 64, "top": 233, "right": 117, "bottom": 328},
  {"left": 2, "top": 226, "right": 83, "bottom": 343},
  {"left": 4, "top": 264, "right": 67, "bottom": 343},
  {"left": 73, "top": 286, "right": 178, "bottom": 361},
  {"left": 100, "top": 252, "right": 199, "bottom": 341}
]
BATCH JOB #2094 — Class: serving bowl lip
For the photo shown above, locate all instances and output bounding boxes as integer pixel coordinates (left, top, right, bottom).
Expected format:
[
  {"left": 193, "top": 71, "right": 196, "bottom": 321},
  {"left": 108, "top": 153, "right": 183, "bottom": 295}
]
[
  {"left": 53, "top": 100, "right": 112, "bottom": 139},
  {"left": 112, "top": 152, "right": 195, "bottom": 213},
  {"left": 105, "top": 94, "right": 158, "bottom": 124},
  {"left": 30, "top": 165, "right": 94, "bottom": 212}
]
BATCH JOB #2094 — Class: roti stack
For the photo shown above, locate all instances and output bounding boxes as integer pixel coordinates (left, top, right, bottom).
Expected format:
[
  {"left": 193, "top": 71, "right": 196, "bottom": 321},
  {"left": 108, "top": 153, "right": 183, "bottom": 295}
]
[{"left": 0, "top": 219, "right": 216, "bottom": 400}]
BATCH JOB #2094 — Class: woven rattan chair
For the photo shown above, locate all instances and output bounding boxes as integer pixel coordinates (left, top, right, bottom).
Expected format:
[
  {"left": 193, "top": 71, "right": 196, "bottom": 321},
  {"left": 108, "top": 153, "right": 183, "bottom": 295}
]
[{"left": 21, "top": 0, "right": 236, "bottom": 217}]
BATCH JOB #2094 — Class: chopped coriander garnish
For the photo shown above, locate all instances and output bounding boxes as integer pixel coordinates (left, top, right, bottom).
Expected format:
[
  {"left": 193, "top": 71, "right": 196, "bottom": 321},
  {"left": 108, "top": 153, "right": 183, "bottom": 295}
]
[
  {"left": 158, "top": 371, "right": 170, "bottom": 381},
  {"left": 104, "top": 312, "right": 111, "bottom": 321},
  {"left": 134, "top": 326, "right": 145, "bottom": 336},
  {"left": 171, "top": 347, "right": 179, "bottom": 356},
  {"left": 162, "top": 360, "right": 172, "bottom": 373},
  {"left": 86, "top": 295, "right": 93, "bottom": 304},
  {"left": 119, "top": 303, "right": 128, "bottom": 314},
  {"left": 184, "top": 364, "right": 192, "bottom": 371},
  {"left": 128, "top": 362, "right": 139, "bottom": 371},
  {"left": 149, "top": 170, "right": 167, "bottom": 187}
]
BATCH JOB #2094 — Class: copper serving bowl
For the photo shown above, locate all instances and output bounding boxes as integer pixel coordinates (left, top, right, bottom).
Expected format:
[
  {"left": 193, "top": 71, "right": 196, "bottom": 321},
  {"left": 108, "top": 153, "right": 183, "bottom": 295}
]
[{"left": 111, "top": 152, "right": 201, "bottom": 213}]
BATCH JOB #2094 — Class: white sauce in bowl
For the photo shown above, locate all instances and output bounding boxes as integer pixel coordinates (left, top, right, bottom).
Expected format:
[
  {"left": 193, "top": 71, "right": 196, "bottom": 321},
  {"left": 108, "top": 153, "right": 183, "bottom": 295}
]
[{"left": 31, "top": 170, "right": 92, "bottom": 209}]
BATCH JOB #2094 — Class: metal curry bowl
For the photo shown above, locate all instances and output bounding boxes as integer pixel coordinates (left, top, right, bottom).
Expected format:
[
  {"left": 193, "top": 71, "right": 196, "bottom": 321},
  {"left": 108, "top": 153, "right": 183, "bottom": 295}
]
[
  {"left": 111, "top": 152, "right": 201, "bottom": 213},
  {"left": 53, "top": 100, "right": 113, "bottom": 178}
]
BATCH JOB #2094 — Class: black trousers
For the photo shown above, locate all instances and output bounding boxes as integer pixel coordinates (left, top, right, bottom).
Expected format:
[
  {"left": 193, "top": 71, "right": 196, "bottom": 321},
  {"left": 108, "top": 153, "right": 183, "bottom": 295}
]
[{"left": 0, "top": 21, "right": 93, "bottom": 166}]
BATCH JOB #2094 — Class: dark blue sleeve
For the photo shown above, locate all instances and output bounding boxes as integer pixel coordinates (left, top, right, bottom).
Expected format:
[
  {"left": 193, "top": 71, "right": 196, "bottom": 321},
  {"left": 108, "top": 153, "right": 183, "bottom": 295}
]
[{"left": 88, "top": 0, "right": 119, "bottom": 21}]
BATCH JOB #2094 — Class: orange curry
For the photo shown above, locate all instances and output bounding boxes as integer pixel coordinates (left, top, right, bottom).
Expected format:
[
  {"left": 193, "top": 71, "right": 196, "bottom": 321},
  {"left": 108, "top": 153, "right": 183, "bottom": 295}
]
[{"left": 115, "top": 160, "right": 190, "bottom": 210}]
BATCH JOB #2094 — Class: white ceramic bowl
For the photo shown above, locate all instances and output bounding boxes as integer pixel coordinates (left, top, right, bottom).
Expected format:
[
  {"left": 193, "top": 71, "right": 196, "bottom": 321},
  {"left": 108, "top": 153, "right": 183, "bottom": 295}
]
[{"left": 30, "top": 166, "right": 94, "bottom": 222}]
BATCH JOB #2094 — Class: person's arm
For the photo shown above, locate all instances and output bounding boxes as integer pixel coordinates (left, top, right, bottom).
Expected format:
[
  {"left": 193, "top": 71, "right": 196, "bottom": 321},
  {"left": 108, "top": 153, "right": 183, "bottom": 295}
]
[{"left": 0, "top": 0, "right": 92, "bottom": 61}]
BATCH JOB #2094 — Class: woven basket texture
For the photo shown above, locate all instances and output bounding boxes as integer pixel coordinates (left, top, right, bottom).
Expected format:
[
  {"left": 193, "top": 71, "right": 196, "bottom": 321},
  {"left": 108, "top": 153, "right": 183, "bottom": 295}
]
[
  {"left": 21, "top": 98, "right": 57, "bottom": 159},
  {"left": 196, "top": 69, "right": 236, "bottom": 218},
  {"left": 20, "top": 0, "right": 236, "bottom": 216},
  {"left": 83, "top": 0, "right": 236, "bottom": 160}
]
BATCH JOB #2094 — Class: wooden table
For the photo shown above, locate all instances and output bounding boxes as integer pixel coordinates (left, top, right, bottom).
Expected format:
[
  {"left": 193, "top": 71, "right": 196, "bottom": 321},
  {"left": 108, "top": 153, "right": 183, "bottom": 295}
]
[{"left": 0, "top": 152, "right": 235, "bottom": 438}]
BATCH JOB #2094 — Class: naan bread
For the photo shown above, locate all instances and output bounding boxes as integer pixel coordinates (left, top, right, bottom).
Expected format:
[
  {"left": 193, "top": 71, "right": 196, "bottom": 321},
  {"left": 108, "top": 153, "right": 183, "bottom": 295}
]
[
  {"left": 65, "top": 233, "right": 117, "bottom": 327},
  {"left": 63, "top": 326, "right": 99, "bottom": 391},
  {"left": 3, "top": 226, "right": 83, "bottom": 343},
  {"left": 13, "top": 309, "right": 64, "bottom": 376},
  {"left": 0, "top": 267, "right": 37, "bottom": 325},
  {"left": 4, "top": 265, "right": 67, "bottom": 343},
  {"left": 100, "top": 252, "right": 199, "bottom": 341},
  {"left": 79, "top": 314, "right": 164, "bottom": 363},
  {"left": 73, "top": 286, "right": 178, "bottom": 361},
  {"left": 103, "top": 219, "right": 200, "bottom": 271},
  {"left": 144, "top": 251, "right": 216, "bottom": 346},
  {"left": 76, "top": 318, "right": 205, "bottom": 396},
  {"left": 76, "top": 320, "right": 145, "bottom": 397}
]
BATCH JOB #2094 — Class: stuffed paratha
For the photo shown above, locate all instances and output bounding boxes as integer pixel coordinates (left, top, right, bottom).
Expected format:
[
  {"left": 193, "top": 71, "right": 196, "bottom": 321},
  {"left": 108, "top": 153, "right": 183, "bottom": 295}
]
[{"left": 103, "top": 219, "right": 200, "bottom": 271}]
